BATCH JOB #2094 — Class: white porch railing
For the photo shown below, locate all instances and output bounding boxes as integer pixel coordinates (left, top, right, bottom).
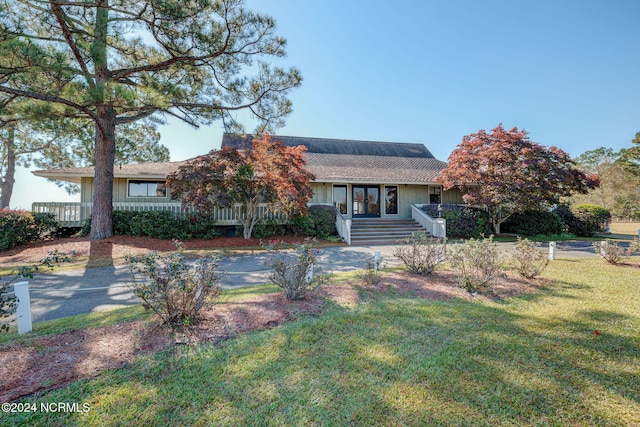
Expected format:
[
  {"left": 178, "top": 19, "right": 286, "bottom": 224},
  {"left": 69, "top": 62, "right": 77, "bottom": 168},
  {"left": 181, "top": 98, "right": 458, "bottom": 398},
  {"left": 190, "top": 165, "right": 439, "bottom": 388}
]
[
  {"left": 411, "top": 204, "right": 446, "bottom": 238},
  {"left": 32, "top": 201, "right": 282, "bottom": 226},
  {"left": 335, "top": 210, "right": 352, "bottom": 245}
]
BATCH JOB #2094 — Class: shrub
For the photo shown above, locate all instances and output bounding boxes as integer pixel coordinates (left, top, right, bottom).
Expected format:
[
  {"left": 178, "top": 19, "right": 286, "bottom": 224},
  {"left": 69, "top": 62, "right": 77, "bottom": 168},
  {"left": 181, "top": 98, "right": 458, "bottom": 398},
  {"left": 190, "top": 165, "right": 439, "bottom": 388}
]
[
  {"left": 502, "top": 210, "right": 564, "bottom": 236},
  {"left": 0, "top": 279, "right": 16, "bottom": 333},
  {"left": 252, "top": 217, "right": 287, "bottom": 239},
  {"left": 289, "top": 214, "right": 315, "bottom": 236},
  {"left": 126, "top": 241, "right": 223, "bottom": 327},
  {"left": 308, "top": 204, "right": 338, "bottom": 238},
  {"left": 358, "top": 255, "right": 384, "bottom": 286},
  {"left": 0, "top": 209, "right": 58, "bottom": 251},
  {"left": 393, "top": 232, "right": 446, "bottom": 275},
  {"left": 82, "top": 210, "right": 220, "bottom": 240},
  {"left": 265, "top": 239, "right": 328, "bottom": 300},
  {"left": 449, "top": 237, "right": 505, "bottom": 293},
  {"left": 511, "top": 237, "right": 549, "bottom": 278},
  {"left": 593, "top": 239, "right": 631, "bottom": 265},
  {"left": 554, "top": 204, "right": 610, "bottom": 237},
  {"left": 573, "top": 204, "right": 611, "bottom": 233},
  {"left": 421, "top": 204, "right": 490, "bottom": 239}
]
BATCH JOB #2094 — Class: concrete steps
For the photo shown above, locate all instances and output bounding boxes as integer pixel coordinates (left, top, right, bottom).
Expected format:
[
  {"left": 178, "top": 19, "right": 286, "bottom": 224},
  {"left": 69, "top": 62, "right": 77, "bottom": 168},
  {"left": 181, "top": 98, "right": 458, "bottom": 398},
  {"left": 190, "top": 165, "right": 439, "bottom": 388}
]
[{"left": 350, "top": 218, "right": 428, "bottom": 245}]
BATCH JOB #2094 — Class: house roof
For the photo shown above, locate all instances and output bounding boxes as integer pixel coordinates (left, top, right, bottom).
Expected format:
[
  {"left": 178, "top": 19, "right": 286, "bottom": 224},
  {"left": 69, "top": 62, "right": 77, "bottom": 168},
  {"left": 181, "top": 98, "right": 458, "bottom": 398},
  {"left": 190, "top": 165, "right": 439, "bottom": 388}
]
[
  {"left": 32, "top": 161, "right": 185, "bottom": 184},
  {"left": 33, "top": 134, "right": 447, "bottom": 185},
  {"left": 223, "top": 134, "right": 446, "bottom": 184},
  {"left": 222, "top": 133, "right": 436, "bottom": 158}
]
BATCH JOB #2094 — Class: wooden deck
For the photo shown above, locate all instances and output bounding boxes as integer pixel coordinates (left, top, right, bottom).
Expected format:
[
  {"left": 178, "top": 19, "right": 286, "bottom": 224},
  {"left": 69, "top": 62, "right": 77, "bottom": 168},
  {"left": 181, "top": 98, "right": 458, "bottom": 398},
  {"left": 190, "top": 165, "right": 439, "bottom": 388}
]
[{"left": 31, "top": 201, "right": 281, "bottom": 227}]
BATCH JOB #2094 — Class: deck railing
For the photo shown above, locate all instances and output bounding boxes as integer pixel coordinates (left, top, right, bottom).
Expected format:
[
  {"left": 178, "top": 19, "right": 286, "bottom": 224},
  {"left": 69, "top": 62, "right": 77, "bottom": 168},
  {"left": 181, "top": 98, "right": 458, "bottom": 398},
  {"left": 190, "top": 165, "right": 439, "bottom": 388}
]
[{"left": 32, "top": 201, "right": 282, "bottom": 227}]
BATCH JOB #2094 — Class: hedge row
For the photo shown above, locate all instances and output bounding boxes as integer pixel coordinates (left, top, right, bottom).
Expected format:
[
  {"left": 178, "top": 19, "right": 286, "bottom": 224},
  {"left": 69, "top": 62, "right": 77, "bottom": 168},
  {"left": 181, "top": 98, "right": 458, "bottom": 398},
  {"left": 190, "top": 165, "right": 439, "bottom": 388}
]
[
  {"left": 422, "top": 204, "right": 611, "bottom": 238},
  {"left": 0, "top": 209, "right": 58, "bottom": 251},
  {"left": 250, "top": 205, "right": 338, "bottom": 239},
  {"left": 81, "top": 211, "right": 220, "bottom": 240},
  {"left": 81, "top": 205, "right": 338, "bottom": 240}
]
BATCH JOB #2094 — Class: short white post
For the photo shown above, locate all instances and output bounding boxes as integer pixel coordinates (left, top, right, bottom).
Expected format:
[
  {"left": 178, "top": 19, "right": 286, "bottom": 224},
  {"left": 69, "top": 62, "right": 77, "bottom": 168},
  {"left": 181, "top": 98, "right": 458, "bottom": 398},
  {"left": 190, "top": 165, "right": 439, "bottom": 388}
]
[
  {"left": 548, "top": 242, "right": 556, "bottom": 261},
  {"left": 374, "top": 251, "right": 381, "bottom": 271},
  {"left": 637, "top": 228, "right": 640, "bottom": 238},
  {"left": 306, "top": 265, "right": 314, "bottom": 284},
  {"left": 14, "top": 281, "right": 32, "bottom": 334}
]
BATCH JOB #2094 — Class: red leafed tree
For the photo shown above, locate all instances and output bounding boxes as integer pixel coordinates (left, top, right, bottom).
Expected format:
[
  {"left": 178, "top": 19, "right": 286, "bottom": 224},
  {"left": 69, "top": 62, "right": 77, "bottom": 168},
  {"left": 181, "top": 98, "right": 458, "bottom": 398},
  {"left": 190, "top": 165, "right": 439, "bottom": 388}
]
[
  {"left": 437, "top": 124, "right": 597, "bottom": 234},
  {"left": 167, "top": 135, "right": 315, "bottom": 239}
]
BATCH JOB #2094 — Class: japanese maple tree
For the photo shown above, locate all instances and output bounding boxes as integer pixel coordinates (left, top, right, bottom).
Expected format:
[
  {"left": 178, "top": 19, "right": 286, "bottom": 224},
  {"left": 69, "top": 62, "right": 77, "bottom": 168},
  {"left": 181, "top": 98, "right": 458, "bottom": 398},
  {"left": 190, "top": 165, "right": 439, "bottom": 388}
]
[
  {"left": 167, "top": 135, "right": 314, "bottom": 239},
  {"left": 437, "top": 124, "right": 596, "bottom": 234}
]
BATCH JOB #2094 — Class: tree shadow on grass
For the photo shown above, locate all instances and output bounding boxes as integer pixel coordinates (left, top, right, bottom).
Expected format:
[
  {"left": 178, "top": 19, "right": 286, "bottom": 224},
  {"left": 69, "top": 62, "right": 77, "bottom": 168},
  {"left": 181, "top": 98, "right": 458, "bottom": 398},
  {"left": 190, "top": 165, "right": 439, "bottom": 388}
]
[{"left": 3, "top": 268, "right": 639, "bottom": 426}]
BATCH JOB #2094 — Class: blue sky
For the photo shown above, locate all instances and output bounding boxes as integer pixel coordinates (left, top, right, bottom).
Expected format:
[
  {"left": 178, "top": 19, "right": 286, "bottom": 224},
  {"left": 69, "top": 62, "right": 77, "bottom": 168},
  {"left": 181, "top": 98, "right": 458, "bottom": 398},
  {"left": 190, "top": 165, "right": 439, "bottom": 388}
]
[{"left": 11, "top": 0, "right": 640, "bottom": 208}]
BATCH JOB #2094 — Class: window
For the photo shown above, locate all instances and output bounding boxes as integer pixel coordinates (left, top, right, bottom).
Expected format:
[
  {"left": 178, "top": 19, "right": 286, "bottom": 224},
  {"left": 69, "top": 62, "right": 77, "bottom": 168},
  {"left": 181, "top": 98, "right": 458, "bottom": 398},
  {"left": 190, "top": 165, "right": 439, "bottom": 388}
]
[
  {"left": 333, "top": 185, "right": 347, "bottom": 215},
  {"left": 385, "top": 186, "right": 398, "bottom": 215},
  {"left": 128, "top": 180, "right": 166, "bottom": 198},
  {"left": 429, "top": 186, "right": 442, "bottom": 204}
]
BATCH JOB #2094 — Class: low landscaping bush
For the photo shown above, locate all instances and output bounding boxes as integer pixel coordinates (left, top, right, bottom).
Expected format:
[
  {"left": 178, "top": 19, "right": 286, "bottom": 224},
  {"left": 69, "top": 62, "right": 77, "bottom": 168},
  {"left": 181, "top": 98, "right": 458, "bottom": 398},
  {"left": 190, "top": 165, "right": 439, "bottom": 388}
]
[
  {"left": 593, "top": 238, "right": 640, "bottom": 265},
  {"left": 554, "top": 204, "right": 611, "bottom": 237},
  {"left": 126, "top": 241, "right": 223, "bottom": 327},
  {"left": 307, "top": 204, "right": 338, "bottom": 238},
  {"left": 252, "top": 217, "right": 288, "bottom": 239},
  {"left": 448, "top": 237, "right": 505, "bottom": 293},
  {"left": 82, "top": 210, "right": 220, "bottom": 240},
  {"left": 264, "top": 239, "right": 328, "bottom": 300},
  {"left": 421, "top": 204, "right": 491, "bottom": 239},
  {"left": 393, "top": 232, "right": 446, "bottom": 275},
  {"left": 511, "top": 237, "right": 549, "bottom": 278},
  {"left": 0, "top": 209, "right": 58, "bottom": 251},
  {"left": 358, "top": 255, "right": 384, "bottom": 286},
  {"left": 502, "top": 210, "right": 564, "bottom": 236}
]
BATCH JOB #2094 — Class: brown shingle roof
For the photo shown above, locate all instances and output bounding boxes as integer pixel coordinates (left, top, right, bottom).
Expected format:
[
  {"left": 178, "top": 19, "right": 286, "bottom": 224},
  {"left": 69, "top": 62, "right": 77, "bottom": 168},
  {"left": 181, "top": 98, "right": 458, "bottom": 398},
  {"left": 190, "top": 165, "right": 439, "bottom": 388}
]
[
  {"left": 222, "top": 133, "right": 436, "bottom": 158},
  {"left": 32, "top": 161, "right": 186, "bottom": 184},
  {"left": 33, "top": 135, "right": 447, "bottom": 184},
  {"left": 307, "top": 153, "right": 446, "bottom": 183}
]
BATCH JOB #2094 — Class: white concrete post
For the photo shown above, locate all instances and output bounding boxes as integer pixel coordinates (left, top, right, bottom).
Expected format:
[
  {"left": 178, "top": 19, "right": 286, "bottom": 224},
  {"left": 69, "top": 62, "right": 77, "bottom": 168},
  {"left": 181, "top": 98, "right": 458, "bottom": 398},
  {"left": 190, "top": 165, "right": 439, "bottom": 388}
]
[
  {"left": 14, "top": 281, "right": 32, "bottom": 334},
  {"left": 637, "top": 228, "right": 640, "bottom": 238},
  {"left": 374, "top": 251, "right": 381, "bottom": 271},
  {"left": 306, "top": 265, "right": 314, "bottom": 284},
  {"left": 548, "top": 242, "right": 556, "bottom": 261}
]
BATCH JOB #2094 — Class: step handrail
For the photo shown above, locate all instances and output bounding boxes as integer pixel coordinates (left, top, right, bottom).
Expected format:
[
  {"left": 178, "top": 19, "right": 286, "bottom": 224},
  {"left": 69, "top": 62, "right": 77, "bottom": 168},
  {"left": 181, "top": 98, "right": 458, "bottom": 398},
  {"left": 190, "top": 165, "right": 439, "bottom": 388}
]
[{"left": 411, "top": 204, "right": 446, "bottom": 238}]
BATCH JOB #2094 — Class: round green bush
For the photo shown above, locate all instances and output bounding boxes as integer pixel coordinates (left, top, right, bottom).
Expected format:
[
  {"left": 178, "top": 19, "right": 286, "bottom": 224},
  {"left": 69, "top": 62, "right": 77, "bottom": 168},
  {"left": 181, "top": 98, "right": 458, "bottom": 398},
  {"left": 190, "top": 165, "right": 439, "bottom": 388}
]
[
  {"left": 502, "top": 210, "right": 564, "bottom": 236},
  {"left": 421, "top": 204, "right": 491, "bottom": 239}
]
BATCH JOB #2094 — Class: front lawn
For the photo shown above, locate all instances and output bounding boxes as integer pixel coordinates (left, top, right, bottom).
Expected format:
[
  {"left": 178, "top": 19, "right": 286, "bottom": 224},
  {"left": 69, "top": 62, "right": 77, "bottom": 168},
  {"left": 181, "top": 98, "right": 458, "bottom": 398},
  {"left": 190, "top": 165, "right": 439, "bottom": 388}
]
[
  {"left": 610, "top": 221, "right": 640, "bottom": 236},
  {"left": 2, "top": 258, "right": 639, "bottom": 426}
]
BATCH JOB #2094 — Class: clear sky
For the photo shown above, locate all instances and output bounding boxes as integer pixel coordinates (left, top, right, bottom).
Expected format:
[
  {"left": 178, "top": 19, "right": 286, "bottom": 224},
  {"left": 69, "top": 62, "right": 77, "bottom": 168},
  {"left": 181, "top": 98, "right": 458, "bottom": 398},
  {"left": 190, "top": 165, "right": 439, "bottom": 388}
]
[{"left": 10, "top": 0, "right": 640, "bottom": 209}]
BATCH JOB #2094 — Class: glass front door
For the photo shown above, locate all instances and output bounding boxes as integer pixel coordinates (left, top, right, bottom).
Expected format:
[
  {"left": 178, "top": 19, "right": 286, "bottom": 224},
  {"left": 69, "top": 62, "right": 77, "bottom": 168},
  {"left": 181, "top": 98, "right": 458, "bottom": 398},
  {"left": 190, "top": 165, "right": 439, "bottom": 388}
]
[{"left": 352, "top": 186, "right": 380, "bottom": 217}]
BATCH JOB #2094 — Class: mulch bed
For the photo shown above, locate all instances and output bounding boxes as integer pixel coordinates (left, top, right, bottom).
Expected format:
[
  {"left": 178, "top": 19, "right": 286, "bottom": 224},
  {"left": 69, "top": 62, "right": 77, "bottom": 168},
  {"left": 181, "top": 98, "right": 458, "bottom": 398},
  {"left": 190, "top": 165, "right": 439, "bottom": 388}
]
[{"left": 0, "top": 262, "right": 542, "bottom": 402}]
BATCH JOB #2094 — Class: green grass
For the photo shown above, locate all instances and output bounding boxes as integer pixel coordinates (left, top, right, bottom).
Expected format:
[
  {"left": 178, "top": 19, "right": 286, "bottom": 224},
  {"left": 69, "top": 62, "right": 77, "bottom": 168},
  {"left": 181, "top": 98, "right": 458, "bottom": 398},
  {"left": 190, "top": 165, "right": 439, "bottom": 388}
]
[
  {"left": 610, "top": 221, "right": 640, "bottom": 236},
  {"left": 2, "top": 258, "right": 639, "bottom": 426}
]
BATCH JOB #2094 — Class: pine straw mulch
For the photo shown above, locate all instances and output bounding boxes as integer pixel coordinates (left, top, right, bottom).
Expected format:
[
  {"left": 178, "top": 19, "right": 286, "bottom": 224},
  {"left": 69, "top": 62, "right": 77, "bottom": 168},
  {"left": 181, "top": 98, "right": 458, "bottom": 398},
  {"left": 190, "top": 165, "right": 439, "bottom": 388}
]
[
  {"left": 0, "top": 235, "right": 314, "bottom": 269},
  {"left": 0, "top": 269, "right": 543, "bottom": 403}
]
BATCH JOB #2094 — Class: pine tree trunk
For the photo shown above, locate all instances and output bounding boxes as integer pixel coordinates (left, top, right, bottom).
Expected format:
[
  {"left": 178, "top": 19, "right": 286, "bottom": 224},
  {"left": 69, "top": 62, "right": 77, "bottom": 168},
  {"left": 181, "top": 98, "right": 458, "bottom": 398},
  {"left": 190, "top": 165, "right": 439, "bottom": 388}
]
[
  {"left": 0, "top": 123, "right": 16, "bottom": 208},
  {"left": 88, "top": 1, "right": 115, "bottom": 240},
  {"left": 89, "top": 109, "right": 116, "bottom": 240}
]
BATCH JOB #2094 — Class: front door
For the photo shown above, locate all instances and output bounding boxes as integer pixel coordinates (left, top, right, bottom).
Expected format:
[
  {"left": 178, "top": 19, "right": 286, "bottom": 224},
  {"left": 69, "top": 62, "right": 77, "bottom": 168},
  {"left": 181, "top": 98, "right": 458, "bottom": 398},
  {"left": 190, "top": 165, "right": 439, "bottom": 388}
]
[{"left": 352, "top": 185, "right": 380, "bottom": 217}]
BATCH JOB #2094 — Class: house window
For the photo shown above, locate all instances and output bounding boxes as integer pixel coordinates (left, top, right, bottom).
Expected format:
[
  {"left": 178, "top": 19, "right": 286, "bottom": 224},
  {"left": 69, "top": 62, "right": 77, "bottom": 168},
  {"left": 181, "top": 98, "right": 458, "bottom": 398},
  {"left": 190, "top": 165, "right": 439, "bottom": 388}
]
[
  {"left": 128, "top": 180, "right": 166, "bottom": 198},
  {"left": 429, "top": 186, "right": 442, "bottom": 204},
  {"left": 385, "top": 186, "right": 398, "bottom": 215},
  {"left": 333, "top": 185, "right": 347, "bottom": 215}
]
